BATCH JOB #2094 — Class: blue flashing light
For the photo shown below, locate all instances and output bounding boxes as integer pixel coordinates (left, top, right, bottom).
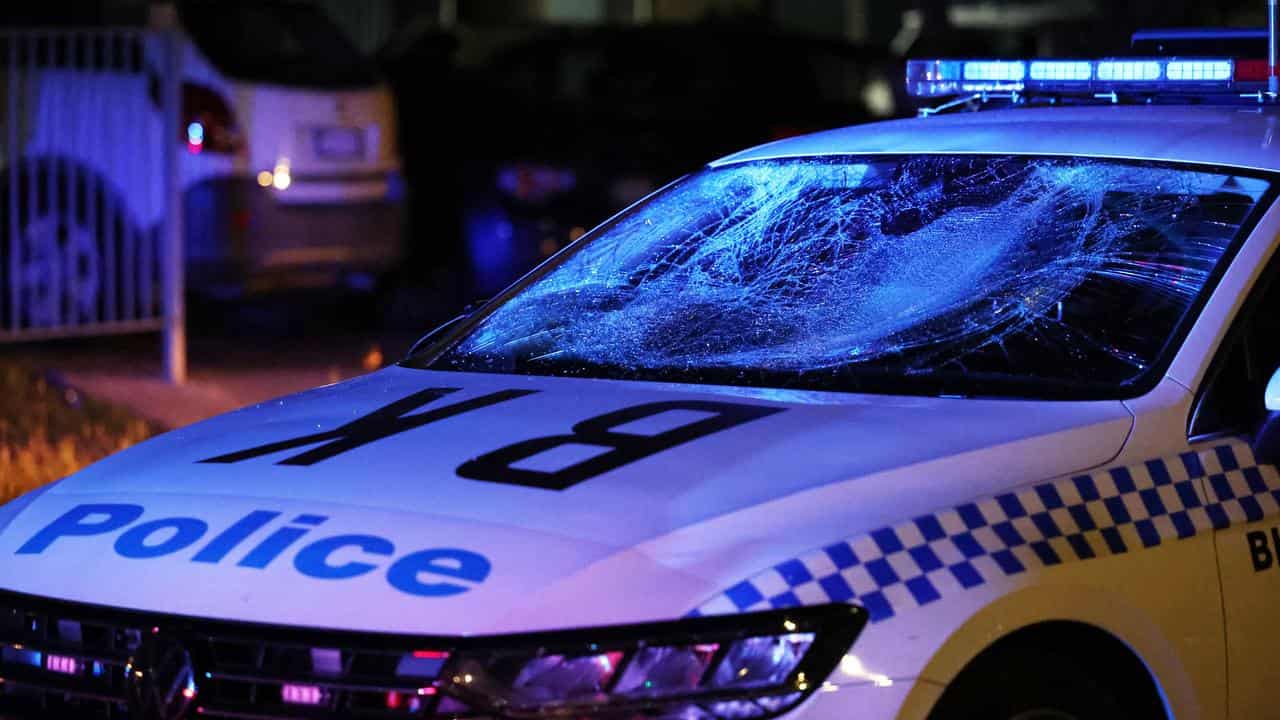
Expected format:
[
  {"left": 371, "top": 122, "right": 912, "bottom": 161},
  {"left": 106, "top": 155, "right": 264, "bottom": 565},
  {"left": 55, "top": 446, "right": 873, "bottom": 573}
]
[
  {"left": 907, "top": 56, "right": 1239, "bottom": 101},
  {"left": 1096, "top": 60, "right": 1162, "bottom": 82},
  {"left": 905, "top": 60, "right": 1024, "bottom": 97},
  {"left": 1029, "top": 61, "right": 1092, "bottom": 82},
  {"left": 187, "top": 121, "right": 204, "bottom": 145},
  {"left": 963, "top": 61, "right": 1025, "bottom": 82},
  {"left": 1166, "top": 59, "right": 1232, "bottom": 81},
  {"left": 1, "top": 646, "right": 42, "bottom": 668}
]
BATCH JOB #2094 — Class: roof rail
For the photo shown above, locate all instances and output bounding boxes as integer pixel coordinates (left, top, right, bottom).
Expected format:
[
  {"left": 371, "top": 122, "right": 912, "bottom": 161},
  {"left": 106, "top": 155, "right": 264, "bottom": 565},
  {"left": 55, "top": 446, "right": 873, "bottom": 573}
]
[{"left": 1131, "top": 27, "right": 1267, "bottom": 55}]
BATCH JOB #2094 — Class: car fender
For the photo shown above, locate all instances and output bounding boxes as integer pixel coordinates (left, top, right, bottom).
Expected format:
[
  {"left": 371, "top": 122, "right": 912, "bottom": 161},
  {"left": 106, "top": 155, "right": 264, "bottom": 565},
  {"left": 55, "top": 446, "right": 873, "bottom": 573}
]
[
  {"left": 897, "top": 539, "right": 1222, "bottom": 720},
  {"left": 691, "top": 417, "right": 1238, "bottom": 719}
]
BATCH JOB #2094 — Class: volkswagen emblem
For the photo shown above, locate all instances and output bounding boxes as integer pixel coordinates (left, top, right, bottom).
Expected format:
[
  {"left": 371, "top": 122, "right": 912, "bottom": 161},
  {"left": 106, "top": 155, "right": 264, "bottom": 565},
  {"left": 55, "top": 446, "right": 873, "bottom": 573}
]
[{"left": 126, "top": 631, "right": 197, "bottom": 720}]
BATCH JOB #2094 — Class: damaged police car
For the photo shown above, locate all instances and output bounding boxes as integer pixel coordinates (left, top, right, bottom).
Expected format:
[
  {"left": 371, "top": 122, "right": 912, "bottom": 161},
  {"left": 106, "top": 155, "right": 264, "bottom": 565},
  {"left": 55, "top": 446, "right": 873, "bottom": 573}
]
[{"left": 6, "top": 46, "right": 1280, "bottom": 720}]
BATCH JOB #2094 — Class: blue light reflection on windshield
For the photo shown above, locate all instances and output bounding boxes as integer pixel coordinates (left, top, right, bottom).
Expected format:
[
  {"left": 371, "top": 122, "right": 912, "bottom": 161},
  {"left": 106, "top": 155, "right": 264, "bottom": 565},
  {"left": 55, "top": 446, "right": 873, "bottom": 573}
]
[{"left": 437, "top": 156, "right": 1268, "bottom": 392}]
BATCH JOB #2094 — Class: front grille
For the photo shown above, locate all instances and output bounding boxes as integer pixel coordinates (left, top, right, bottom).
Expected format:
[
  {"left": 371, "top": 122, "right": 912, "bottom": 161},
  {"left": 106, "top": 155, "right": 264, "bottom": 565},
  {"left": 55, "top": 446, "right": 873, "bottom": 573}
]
[
  {"left": 0, "top": 591, "right": 456, "bottom": 719},
  {"left": 0, "top": 590, "right": 865, "bottom": 720}
]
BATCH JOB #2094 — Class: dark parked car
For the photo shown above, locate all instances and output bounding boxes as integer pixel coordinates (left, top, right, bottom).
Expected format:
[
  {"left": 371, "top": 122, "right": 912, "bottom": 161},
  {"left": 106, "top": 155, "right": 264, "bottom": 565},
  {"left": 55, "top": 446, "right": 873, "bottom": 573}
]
[{"left": 385, "top": 24, "right": 896, "bottom": 296}]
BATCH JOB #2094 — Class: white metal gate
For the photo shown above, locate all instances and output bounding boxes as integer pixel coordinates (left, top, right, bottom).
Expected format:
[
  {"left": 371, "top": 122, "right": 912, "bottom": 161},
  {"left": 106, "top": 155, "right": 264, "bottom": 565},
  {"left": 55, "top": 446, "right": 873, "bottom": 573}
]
[{"left": 2, "top": 28, "right": 185, "bottom": 381}]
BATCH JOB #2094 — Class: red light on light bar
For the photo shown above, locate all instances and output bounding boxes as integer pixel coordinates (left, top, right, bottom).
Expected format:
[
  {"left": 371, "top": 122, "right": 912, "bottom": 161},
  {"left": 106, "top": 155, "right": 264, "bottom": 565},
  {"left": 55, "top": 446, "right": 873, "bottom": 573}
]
[
  {"left": 1236, "top": 59, "right": 1270, "bottom": 82},
  {"left": 413, "top": 650, "right": 449, "bottom": 659},
  {"left": 281, "top": 684, "right": 324, "bottom": 705},
  {"left": 386, "top": 691, "right": 402, "bottom": 709},
  {"left": 45, "top": 654, "right": 78, "bottom": 675}
]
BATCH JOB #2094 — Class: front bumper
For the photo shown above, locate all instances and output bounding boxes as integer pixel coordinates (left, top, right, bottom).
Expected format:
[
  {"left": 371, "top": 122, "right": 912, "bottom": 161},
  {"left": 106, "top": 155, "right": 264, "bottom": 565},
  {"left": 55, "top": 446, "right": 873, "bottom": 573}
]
[
  {"left": 0, "top": 590, "right": 867, "bottom": 720},
  {"left": 788, "top": 676, "right": 936, "bottom": 720},
  {"left": 184, "top": 176, "right": 404, "bottom": 295}
]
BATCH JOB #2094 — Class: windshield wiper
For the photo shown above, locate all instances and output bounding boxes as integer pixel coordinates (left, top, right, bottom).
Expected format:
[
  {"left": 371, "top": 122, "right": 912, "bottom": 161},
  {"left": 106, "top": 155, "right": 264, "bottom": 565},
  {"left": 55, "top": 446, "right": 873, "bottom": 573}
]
[{"left": 405, "top": 298, "right": 491, "bottom": 360}]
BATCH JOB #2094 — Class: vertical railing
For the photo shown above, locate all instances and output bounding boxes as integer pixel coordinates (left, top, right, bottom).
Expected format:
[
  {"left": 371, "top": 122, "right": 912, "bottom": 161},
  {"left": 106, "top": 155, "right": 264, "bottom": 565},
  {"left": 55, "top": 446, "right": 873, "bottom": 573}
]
[
  {"left": 161, "top": 30, "right": 186, "bottom": 383},
  {"left": 6, "top": 33, "right": 18, "bottom": 331},
  {"left": 0, "top": 27, "right": 184, "bottom": 380}
]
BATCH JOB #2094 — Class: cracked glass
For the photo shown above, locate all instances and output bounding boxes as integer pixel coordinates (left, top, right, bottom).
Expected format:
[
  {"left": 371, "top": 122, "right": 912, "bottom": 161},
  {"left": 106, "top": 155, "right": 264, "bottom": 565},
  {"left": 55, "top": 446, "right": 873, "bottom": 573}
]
[{"left": 417, "top": 155, "right": 1273, "bottom": 398}]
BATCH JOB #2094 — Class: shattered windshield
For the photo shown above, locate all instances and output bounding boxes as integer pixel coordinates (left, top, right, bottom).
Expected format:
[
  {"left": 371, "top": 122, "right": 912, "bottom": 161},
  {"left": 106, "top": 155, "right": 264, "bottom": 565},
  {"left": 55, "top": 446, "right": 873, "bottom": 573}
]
[{"left": 415, "top": 155, "right": 1272, "bottom": 398}]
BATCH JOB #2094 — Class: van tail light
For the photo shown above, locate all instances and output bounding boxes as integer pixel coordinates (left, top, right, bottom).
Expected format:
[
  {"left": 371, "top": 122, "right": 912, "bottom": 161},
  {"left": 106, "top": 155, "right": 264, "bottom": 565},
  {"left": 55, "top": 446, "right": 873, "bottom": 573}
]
[{"left": 182, "top": 82, "right": 243, "bottom": 156}]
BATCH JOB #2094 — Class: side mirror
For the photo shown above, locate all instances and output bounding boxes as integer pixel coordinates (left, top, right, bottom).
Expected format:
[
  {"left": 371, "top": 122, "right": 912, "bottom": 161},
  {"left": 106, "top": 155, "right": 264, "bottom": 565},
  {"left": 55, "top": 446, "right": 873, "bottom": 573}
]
[{"left": 1254, "top": 368, "right": 1280, "bottom": 465}]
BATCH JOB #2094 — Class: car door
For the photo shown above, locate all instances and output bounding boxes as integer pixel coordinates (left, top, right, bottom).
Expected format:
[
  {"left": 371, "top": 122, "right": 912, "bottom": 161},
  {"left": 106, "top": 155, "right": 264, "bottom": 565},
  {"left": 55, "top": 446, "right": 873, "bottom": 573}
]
[{"left": 1190, "top": 262, "right": 1280, "bottom": 718}]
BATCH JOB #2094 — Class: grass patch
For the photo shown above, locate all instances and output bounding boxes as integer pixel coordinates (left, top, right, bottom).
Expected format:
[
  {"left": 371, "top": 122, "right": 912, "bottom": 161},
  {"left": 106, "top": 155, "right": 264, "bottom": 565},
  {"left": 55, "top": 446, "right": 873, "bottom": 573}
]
[{"left": 0, "top": 363, "right": 159, "bottom": 505}]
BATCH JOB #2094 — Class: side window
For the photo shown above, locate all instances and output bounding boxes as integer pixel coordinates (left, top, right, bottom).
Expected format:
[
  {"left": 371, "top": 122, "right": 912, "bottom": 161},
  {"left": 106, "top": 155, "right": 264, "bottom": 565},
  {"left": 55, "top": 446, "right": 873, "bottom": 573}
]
[{"left": 1192, "top": 269, "right": 1280, "bottom": 437}]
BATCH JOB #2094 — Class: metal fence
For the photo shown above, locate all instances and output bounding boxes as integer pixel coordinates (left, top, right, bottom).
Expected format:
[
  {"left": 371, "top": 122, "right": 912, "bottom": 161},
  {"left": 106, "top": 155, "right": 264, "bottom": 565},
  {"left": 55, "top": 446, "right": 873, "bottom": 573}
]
[{"left": 1, "top": 28, "right": 184, "bottom": 381}]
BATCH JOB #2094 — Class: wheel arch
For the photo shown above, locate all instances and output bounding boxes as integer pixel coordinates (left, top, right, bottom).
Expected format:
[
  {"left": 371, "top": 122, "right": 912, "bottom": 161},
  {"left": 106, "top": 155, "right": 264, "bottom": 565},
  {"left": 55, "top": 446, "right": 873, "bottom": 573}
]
[
  {"left": 929, "top": 620, "right": 1169, "bottom": 718},
  {"left": 893, "top": 582, "right": 1206, "bottom": 720}
]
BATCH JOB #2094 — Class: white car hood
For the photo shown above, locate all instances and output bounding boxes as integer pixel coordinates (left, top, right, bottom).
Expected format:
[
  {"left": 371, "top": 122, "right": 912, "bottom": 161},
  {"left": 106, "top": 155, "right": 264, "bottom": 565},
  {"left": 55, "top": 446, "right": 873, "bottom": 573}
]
[{"left": 0, "top": 367, "right": 1132, "bottom": 634}]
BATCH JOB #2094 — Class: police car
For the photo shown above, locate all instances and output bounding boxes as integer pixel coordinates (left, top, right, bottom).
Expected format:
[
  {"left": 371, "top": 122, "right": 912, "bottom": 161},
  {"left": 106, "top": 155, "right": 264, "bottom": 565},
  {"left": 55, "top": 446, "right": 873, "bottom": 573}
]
[{"left": 4, "top": 38, "right": 1280, "bottom": 720}]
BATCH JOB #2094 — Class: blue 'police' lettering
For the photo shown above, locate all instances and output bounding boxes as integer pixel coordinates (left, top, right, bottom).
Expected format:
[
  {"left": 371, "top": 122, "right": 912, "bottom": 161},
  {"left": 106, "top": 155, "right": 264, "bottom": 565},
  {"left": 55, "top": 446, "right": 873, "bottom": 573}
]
[
  {"left": 16, "top": 504, "right": 491, "bottom": 598},
  {"left": 238, "top": 520, "right": 323, "bottom": 569},
  {"left": 295, "top": 534, "right": 394, "bottom": 580},
  {"left": 387, "top": 548, "right": 491, "bottom": 596},
  {"left": 17, "top": 503, "right": 144, "bottom": 554},
  {"left": 115, "top": 517, "right": 209, "bottom": 559},
  {"left": 192, "top": 510, "right": 280, "bottom": 564}
]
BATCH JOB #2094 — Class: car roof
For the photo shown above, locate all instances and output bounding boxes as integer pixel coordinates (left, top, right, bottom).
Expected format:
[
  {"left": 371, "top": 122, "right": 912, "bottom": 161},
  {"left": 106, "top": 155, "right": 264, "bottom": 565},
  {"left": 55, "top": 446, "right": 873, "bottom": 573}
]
[{"left": 713, "top": 104, "right": 1280, "bottom": 174}]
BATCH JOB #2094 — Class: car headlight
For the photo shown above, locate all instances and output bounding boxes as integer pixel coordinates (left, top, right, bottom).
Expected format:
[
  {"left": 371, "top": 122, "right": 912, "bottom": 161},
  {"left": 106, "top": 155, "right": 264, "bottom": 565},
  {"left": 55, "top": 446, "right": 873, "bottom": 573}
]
[{"left": 441, "top": 603, "right": 865, "bottom": 720}]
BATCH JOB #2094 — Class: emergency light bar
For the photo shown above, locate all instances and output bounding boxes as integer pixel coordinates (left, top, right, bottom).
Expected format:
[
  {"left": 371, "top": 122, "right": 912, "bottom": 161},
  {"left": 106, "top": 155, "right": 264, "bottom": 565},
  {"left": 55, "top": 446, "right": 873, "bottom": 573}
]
[{"left": 906, "top": 57, "right": 1245, "bottom": 98}]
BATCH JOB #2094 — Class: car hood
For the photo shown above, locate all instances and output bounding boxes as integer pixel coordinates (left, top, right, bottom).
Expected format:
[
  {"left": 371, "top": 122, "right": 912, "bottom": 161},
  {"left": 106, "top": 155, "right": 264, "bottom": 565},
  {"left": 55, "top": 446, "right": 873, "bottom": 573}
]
[{"left": 0, "top": 367, "right": 1132, "bottom": 634}]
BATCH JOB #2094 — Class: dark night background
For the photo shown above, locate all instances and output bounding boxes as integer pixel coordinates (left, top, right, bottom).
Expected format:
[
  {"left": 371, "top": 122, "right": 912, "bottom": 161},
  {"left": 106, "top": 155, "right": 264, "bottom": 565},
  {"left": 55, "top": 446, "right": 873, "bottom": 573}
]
[
  {"left": 0, "top": 9, "right": 1271, "bottom": 718},
  {"left": 4, "top": 0, "right": 1271, "bottom": 328},
  {"left": 0, "top": 0, "right": 1272, "bottom": 486}
]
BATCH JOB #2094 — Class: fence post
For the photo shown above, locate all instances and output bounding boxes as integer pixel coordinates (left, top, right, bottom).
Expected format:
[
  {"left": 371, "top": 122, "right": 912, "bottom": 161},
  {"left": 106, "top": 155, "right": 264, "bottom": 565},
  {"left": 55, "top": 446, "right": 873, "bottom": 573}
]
[
  {"left": 161, "top": 28, "right": 186, "bottom": 384},
  {"left": 7, "top": 34, "right": 18, "bottom": 332}
]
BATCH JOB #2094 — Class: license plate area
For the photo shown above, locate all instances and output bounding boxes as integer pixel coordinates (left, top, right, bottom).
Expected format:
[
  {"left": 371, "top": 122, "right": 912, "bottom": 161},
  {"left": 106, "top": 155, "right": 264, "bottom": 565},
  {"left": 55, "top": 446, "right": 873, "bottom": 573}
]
[{"left": 312, "top": 126, "right": 366, "bottom": 160}]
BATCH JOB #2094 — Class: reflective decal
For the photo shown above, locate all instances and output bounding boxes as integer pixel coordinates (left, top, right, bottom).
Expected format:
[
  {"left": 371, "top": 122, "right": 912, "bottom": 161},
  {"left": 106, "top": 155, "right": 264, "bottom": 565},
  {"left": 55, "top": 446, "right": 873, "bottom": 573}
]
[
  {"left": 293, "top": 534, "right": 393, "bottom": 580},
  {"left": 694, "top": 440, "right": 1280, "bottom": 623},
  {"left": 387, "top": 548, "right": 492, "bottom": 597},
  {"left": 16, "top": 504, "right": 491, "bottom": 598}
]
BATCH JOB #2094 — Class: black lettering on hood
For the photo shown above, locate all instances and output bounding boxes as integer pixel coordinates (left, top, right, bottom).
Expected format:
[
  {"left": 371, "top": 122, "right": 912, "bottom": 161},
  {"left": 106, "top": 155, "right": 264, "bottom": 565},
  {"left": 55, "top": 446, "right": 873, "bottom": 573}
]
[
  {"left": 458, "top": 400, "right": 784, "bottom": 490},
  {"left": 200, "top": 389, "right": 783, "bottom": 491},
  {"left": 200, "top": 388, "right": 537, "bottom": 466}
]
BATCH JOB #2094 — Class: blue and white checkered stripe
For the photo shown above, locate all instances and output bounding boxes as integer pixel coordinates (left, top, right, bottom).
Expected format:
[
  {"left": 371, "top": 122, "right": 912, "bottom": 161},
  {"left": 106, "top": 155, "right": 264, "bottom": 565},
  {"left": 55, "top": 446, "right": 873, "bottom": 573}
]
[{"left": 693, "top": 440, "right": 1280, "bottom": 623}]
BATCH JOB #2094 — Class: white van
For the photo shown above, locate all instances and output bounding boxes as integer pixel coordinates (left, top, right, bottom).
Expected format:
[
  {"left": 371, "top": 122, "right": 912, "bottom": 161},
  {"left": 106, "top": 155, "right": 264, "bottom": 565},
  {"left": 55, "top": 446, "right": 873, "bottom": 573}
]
[
  {"left": 2, "top": 0, "right": 401, "bottom": 322},
  {"left": 175, "top": 0, "right": 402, "bottom": 296}
]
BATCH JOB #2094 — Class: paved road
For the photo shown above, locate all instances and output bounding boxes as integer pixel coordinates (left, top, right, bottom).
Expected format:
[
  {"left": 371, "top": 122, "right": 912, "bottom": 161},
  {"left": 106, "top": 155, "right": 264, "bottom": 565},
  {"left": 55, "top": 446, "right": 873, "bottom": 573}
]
[{"left": 0, "top": 330, "right": 419, "bottom": 429}]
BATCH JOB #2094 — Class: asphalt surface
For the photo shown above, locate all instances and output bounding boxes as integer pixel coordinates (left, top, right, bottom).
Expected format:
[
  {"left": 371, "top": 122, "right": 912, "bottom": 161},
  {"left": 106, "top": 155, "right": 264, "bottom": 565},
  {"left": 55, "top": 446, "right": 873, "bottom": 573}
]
[{"left": 0, "top": 315, "right": 422, "bottom": 430}]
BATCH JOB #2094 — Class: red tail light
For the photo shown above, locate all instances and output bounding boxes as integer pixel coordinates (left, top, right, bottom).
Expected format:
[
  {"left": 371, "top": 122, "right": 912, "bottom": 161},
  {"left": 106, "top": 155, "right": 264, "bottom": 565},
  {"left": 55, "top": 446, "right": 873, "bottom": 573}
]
[{"left": 1235, "top": 58, "right": 1271, "bottom": 82}]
